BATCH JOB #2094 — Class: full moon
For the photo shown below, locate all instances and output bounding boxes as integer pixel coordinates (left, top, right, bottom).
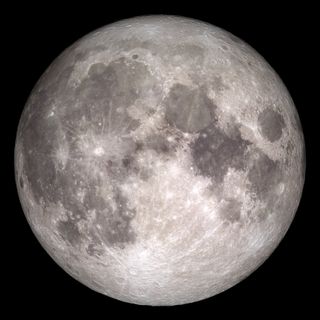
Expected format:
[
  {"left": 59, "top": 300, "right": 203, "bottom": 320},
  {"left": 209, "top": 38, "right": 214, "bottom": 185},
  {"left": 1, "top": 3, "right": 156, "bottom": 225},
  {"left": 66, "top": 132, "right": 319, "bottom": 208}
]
[{"left": 15, "top": 15, "right": 305, "bottom": 306}]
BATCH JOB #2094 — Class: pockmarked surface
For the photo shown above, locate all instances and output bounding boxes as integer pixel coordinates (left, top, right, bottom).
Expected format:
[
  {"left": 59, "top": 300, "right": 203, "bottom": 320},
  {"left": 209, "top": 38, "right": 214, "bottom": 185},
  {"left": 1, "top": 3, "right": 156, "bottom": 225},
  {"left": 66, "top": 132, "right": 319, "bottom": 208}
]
[{"left": 15, "top": 16, "right": 305, "bottom": 305}]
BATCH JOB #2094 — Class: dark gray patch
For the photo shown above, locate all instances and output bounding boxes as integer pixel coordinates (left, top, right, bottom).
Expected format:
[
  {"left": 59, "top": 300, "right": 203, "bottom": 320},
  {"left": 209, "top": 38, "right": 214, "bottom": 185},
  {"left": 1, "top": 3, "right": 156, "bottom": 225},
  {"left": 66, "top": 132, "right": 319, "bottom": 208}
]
[
  {"left": 141, "top": 134, "right": 171, "bottom": 154},
  {"left": 48, "top": 170, "right": 86, "bottom": 219},
  {"left": 169, "top": 44, "right": 205, "bottom": 75},
  {"left": 95, "top": 189, "right": 136, "bottom": 248},
  {"left": 248, "top": 151, "right": 282, "bottom": 200},
  {"left": 74, "top": 45, "right": 106, "bottom": 62},
  {"left": 21, "top": 103, "right": 59, "bottom": 199},
  {"left": 83, "top": 192, "right": 107, "bottom": 211},
  {"left": 105, "top": 152, "right": 141, "bottom": 182},
  {"left": 221, "top": 199, "right": 242, "bottom": 222},
  {"left": 117, "top": 38, "right": 155, "bottom": 52},
  {"left": 174, "top": 44, "right": 204, "bottom": 60},
  {"left": 292, "top": 107, "right": 304, "bottom": 139},
  {"left": 132, "top": 54, "right": 139, "bottom": 59},
  {"left": 86, "top": 243, "right": 102, "bottom": 257},
  {"left": 86, "top": 229, "right": 104, "bottom": 257},
  {"left": 19, "top": 63, "right": 77, "bottom": 203},
  {"left": 165, "top": 84, "right": 217, "bottom": 133},
  {"left": 68, "top": 57, "right": 148, "bottom": 134},
  {"left": 122, "top": 157, "right": 132, "bottom": 168},
  {"left": 33, "top": 65, "right": 75, "bottom": 107},
  {"left": 191, "top": 123, "right": 251, "bottom": 182},
  {"left": 211, "top": 76, "right": 229, "bottom": 93},
  {"left": 258, "top": 108, "right": 285, "bottom": 142},
  {"left": 57, "top": 218, "right": 81, "bottom": 246},
  {"left": 19, "top": 176, "right": 24, "bottom": 189},
  {"left": 23, "top": 148, "right": 58, "bottom": 203}
]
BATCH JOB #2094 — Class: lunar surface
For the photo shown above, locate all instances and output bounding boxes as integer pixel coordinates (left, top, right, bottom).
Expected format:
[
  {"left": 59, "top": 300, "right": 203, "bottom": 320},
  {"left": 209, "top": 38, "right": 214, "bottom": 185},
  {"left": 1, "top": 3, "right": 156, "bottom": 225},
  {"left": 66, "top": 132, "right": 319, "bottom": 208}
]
[{"left": 15, "top": 15, "right": 305, "bottom": 305}]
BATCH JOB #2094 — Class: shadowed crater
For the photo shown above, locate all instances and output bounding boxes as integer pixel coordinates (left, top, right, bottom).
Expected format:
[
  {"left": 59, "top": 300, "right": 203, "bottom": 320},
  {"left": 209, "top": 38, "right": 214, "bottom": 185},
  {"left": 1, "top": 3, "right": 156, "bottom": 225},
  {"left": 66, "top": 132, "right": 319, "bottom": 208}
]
[
  {"left": 191, "top": 123, "right": 251, "bottom": 182},
  {"left": 258, "top": 108, "right": 285, "bottom": 142},
  {"left": 165, "top": 84, "right": 217, "bottom": 133}
]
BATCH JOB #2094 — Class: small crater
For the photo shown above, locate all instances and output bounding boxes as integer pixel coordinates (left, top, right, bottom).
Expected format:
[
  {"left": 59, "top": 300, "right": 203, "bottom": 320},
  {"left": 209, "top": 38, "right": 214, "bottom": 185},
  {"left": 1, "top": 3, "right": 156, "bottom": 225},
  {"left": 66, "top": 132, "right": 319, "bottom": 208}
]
[
  {"left": 258, "top": 108, "right": 285, "bottom": 142},
  {"left": 132, "top": 54, "right": 139, "bottom": 59},
  {"left": 165, "top": 84, "right": 217, "bottom": 133},
  {"left": 191, "top": 123, "right": 251, "bottom": 182}
]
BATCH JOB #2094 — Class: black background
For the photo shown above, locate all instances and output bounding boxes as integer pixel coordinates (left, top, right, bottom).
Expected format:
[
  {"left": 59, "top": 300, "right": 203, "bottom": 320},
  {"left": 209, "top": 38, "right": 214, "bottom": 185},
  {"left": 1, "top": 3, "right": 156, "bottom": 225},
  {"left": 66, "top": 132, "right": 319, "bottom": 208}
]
[{"left": 4, "top": 1, "right": 317, "bottom": 318}]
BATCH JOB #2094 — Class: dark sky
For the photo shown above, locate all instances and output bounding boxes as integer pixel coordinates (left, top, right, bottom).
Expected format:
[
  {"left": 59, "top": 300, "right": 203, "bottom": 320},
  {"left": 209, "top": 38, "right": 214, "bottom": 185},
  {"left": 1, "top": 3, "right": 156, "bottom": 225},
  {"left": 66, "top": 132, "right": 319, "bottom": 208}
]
[{"left": 4, "top": 2, "right": 317, "bottom": 318}]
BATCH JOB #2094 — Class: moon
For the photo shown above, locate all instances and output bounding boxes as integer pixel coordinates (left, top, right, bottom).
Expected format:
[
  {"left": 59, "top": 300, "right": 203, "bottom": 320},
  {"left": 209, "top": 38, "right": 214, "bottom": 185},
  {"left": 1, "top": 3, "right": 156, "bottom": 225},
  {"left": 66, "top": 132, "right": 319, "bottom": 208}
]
[{"left": 14, "top": 15, "right": 305, "bottom": 306}]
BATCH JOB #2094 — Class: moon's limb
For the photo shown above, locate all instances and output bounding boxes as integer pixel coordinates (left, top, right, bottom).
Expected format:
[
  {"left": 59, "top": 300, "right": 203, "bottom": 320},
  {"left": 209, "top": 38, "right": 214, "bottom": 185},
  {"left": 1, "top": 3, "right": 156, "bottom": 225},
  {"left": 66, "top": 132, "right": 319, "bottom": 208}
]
[{"left": 15, "top": 15, "right": 305, "bottom": 305}]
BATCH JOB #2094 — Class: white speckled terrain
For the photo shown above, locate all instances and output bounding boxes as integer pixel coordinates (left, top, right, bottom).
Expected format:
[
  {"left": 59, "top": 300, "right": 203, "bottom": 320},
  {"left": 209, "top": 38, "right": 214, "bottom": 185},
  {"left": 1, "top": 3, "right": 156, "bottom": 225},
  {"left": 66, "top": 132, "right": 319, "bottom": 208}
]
[{"left": 15, "top": 15, "right": 305, "bottom": 305}]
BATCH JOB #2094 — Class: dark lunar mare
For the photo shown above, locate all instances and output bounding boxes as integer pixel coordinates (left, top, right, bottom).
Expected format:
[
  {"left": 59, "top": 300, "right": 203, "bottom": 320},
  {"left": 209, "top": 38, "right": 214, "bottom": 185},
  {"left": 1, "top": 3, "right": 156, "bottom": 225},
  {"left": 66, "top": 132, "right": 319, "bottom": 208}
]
[
  {"left": 258, "top": 108, "right": 285, "bottom": 142},
  {"left": 165, "top": 84, "right": 217, "bottom": 133},
  {"left": 18, "top": 56, "right": 156, "bottom": 249},
  {"left": 191, "top": 123, "right": 251, "bottom": 183},
  {"left": 190, "top": 120, "right": 284, "bottom": 222}
]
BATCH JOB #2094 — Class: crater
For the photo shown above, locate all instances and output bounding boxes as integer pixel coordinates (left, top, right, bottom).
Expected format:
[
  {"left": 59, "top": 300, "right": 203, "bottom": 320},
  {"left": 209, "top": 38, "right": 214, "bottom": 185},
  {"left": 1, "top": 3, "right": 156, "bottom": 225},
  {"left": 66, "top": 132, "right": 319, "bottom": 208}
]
[
  {"left": 211, "top": 76, "right": 230, "bottom": 93},
  {"left": 191, "top": 123, "right": 251, "bottom": 182},
  {"left": 164, "top": 84, "right": 217, "bottom": 133},
  {"left": 258, "top": 108, "right": 285, "bottom": 142}
]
